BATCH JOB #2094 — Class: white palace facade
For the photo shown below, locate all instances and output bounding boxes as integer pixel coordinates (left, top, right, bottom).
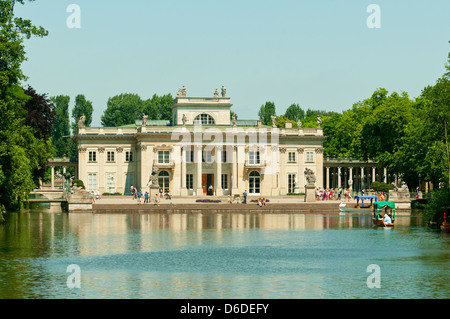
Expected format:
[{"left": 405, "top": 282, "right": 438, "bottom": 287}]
[{"left": 75, "top": 90, "right": 328, "bottom": 197}]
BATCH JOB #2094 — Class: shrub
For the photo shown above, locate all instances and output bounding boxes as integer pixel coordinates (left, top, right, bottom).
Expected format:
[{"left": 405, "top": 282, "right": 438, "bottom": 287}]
[
  {"left": 370, "top": 181, "right": 393, "bottom": 193},
  {"left": 196, "top": 199, "right": 221, "bottom": 203},
  {"left": 71, "top": 179, "right": 85, "bottom": 189},
  {"left": 423, "top": 188, "right": 450, "bottom": 224}
]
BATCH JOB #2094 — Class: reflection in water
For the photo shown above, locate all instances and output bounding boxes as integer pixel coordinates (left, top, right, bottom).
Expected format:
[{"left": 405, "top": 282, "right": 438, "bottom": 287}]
[{"left": 0, "top": 210, "right": 447, "bottom": 299}]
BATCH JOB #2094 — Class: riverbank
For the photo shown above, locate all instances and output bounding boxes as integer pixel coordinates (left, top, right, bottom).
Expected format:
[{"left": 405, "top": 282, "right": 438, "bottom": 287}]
[{"left": 89, "top": 195, "right": 344, "bottom": 214}]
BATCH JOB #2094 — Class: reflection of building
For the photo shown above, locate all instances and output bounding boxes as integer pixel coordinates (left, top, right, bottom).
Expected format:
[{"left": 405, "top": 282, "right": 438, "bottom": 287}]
[{"left": 75, "top": 90, "right": 326, "bottom": 196}]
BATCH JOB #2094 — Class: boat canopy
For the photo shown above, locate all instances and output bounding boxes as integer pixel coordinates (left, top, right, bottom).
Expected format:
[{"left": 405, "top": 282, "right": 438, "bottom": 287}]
[
  {"left": 373, "top": 201, "right": 395, "bottom": 209},
  {"left": 354, "top": 195, "right": 378, "bottom": 207}
]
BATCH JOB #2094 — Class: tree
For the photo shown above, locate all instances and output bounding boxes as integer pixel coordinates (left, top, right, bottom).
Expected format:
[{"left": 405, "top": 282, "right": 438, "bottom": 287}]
[
  {"left": 0, "top": 0, "right": 49, "bottom": 209},
  {"left": 284, "top": 103, "right": 305, "bottom": 122},
  {"left": 51, "top": 95, "right": 71, "bottom": 157},
  {"left": 142, "top": 93, "right": 173, "bottom": 121},
  {"left": 22, "top": 85, "right": 56, "bottom": 184},
  {"left": 258, "top": 101, "right": 276, "bottom": 126},
  {"left": 101, "top": 93, "right": 144, "bottom": 127},
  {"left": 72, "top": 94, "right": 93, "bottom": 133}
]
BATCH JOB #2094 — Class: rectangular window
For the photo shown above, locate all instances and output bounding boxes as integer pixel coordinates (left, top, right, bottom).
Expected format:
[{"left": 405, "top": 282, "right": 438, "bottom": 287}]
[
  {"left": 249, "top": 151, "right": 260, "bottom": 164},
  {"left": 186, "top": 174, "right": 193, "bottom": 189},
  {"left": 106, "top": 173, "right": 115, "bottom": 193},
  {"left": 158, "top": 150, "right": 170, "bottom": 164},
  {"left": 288, "top": 152, "right": 296, "bottom": 163},
  {"left": 107, "top": 151, "right": 115, "bottom": 162},
  {"left": 306, "top": 151, "right": 314, "bottom": 163},
  {"left": 88, "top": 173, "right": 97, "bottom": 192},
  {"left": 125, "top": 151, "right": 133, "bottom": 162},
  {"left": 88, "top": 151, "right": 97, "bottom": 162},
  {"left": 221, "top": 174, "right": 228, "bottom": 189},
  {"left": 222, "top": 150, "right": 227, "bottom": 163},
  {"left": 288, "top": 174, "right": 296, "bottom": 193},
  {"left": 202, "top": 150, "right": 212, "bottom": 163},
  {"left": 186, "top": 150, "right": 193, "bottom": 163}
]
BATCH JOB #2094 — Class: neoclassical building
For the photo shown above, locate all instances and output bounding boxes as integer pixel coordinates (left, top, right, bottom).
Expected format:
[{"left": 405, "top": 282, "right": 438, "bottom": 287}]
[{"left": 75, "top": 89, "right": 326, "bottom": 197}]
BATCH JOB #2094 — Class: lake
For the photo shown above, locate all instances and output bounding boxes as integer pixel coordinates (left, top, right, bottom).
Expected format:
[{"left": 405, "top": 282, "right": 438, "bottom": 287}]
[{"left": 0, "top": 210, "right": 449, "bottom": 299}]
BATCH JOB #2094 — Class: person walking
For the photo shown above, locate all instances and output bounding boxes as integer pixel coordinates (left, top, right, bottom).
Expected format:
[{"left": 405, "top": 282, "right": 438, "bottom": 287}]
[
  {"left": 154, "top": 193, "right": 160, "bottom": 207},
  {"left": 137, "top": 190, "right": 142, "bottom": 204},
  {"left": 243, "top": 190, "right": 247, "bottom": 204}
]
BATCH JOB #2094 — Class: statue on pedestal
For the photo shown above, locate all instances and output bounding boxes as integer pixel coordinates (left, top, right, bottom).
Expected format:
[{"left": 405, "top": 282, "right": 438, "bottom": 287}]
[{"left": 221, "top": 86, "right": 226, "bottom": 97}]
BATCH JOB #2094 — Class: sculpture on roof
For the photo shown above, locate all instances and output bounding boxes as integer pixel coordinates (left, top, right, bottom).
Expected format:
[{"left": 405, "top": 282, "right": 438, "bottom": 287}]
[
  {"left": 142, "top": 113, "right": 148, "bottom": 126},
  {"left": 221, "top": 86, "right": 226, "bottom": 97},
  {"left": 271, "top": 115, "right": 277, "bottom": 128},
  {"left": 78, "top": 114, "right": 86, "bottom": 128},
  {"left": 214, "top": 88, "right": 219, "bottom": 98}
]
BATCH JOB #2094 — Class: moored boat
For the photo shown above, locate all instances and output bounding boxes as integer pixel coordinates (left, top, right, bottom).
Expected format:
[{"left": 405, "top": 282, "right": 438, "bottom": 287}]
[
  {"left": 339, "top": 195, "right": 378, "bottom": 214},
  {"left": 372, "top": 201, "right": 395, "bottom": 227}
]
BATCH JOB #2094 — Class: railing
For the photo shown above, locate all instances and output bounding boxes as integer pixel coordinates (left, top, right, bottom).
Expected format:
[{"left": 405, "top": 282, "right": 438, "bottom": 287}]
[{"left": 153, "top": 160, "right": 175, "bottom": 169}]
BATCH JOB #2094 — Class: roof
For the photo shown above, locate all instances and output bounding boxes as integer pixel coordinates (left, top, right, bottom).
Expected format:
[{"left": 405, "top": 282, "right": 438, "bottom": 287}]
[{"left": 373, "top": 201, "right": 396, "bottom": 209}]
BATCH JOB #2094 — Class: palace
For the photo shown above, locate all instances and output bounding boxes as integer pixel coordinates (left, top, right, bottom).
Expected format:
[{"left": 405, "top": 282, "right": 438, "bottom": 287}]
[{"left": 74, "top": 88, "right": 327, "bottom": 197}]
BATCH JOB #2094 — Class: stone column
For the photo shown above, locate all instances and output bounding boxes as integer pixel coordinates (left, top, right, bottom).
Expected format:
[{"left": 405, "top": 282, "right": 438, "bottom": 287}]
[
  {"left": 215, "top": 146, "right": 223, "bottom": 196},
  {"left": 232, "top": 145, "right": 238, "bottom": 195},
  {"left": 337, "top": 167, "right": 342, "bottom": 188},
  {"left": 279, "top": 147, "right": 287, "bottom": 195},
  {"left": 372, "top": 167, "right": 376, "bottom": 183},
  {"left": 297, "top": 148, "right": 304, "bottom": 189},
  {"left": 181, "top": 146, "right": 187, "bottom": 196},
  {"left": 51, "top": 166, "right": 55, "bottom": 190},
  {"left": 361, "top": 167, "right": 365, "bottom": 190},
  {"left": 384, "top": 167, "right": 387, "bottom": 183},
  {"left": 326, "top": 167, "right": 330, "bottom": 189},
  {"left": 195, "top": 145, "right": 203, "bottom": 196}
]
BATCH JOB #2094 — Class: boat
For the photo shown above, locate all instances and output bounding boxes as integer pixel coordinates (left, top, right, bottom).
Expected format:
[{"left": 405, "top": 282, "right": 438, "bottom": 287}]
[
  {"left": 339, "top": 195, "right": 378, "bottom": 213},
  {"left": 339, "top": 203, "right": 372, "bottom": 214},
  {"left": 372, "top": 201, "right": 395, "bottom": 227}
]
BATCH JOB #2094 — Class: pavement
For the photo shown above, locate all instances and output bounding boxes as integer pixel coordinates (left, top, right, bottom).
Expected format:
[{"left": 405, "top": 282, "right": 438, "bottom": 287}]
[{"left": 90, "top": 195, "right": 357, "bottom": 213}]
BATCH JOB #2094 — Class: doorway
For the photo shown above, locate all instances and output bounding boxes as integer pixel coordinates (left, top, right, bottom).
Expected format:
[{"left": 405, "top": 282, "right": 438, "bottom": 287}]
[{"left": 202, "top": 174, "right": 214, "bottom": 195}]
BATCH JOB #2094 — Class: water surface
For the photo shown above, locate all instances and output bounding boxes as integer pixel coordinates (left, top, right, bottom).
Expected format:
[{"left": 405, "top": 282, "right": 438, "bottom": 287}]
[{"left": 0, "top": 211, "right": 448, "bottom": 299}]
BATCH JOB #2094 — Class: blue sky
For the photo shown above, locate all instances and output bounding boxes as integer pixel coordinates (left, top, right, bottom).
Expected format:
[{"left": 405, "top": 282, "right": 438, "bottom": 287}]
[{"left": 15, "top": 0, "right": 450, "bottom": 126}]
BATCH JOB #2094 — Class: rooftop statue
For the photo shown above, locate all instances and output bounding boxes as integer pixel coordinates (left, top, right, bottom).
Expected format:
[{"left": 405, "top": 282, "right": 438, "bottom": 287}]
[
  {"left": 214, "top": 88, "right": 219, "bottom": 98},
  {"left": 78, "top": 114, "right": 86, "bottom": 128},
  {"left": 221, "top": 86, "right": 226, "bottom": 97}
]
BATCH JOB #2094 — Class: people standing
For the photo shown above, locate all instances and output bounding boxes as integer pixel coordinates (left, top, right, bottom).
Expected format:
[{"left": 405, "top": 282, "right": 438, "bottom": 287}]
[
  {"left": 144, "top": 191, "right": 149, "bottom": 204},
  {"left": 154, "top": 194, "right": 160, "bottom": 207},
  {"left": 243, "top": 190, "right": 247, "bottom": 204},
  {"left": 137, "top": 190, "right": 142, "bottom": 204}
]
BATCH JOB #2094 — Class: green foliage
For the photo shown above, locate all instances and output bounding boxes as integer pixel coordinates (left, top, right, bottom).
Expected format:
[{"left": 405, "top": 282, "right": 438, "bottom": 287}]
[
  {"left": 423, "top": 188, "right": 450, "bottom": 223},
  {"left": 142, "top": 93, "right": 173, "bottom": 121},
  {"left": 258, "top": 101, "right": 276, "bottom": 126},
  {"left": 0, "top": 0, "right": 50, "bottom": 210},
  {"left": 71, "top": 179, "right": 85, "bottom": 189},
  {"left": 51, "top": 95, "right": 71, "bottom": 157},
  {"left": 101, "top": 93, "right": 174, "bottom": 127},
  {"left": 72, "top": 94, "right": 93, "bottom": 133},
  {"left": 370, "top": 181, "right": 393, "bottom": 193},
  {"left": 284, "top": 103, "right": 304, "bottom": 122},
  {"left": 101, "top": 93, "right": 144, "bottom": 127}
]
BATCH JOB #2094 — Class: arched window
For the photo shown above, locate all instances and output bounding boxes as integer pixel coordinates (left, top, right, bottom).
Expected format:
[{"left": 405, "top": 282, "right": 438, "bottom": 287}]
[
  {"left": 194, "top": 113, "right": 215, "bottom": 125},
  {"left": 249, "top": 171, "right": 261, "bottom": 195},
  {"left": 158, "top": 170, "right": 170, "bottom": 193}
]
